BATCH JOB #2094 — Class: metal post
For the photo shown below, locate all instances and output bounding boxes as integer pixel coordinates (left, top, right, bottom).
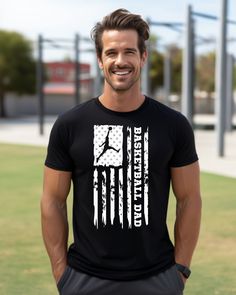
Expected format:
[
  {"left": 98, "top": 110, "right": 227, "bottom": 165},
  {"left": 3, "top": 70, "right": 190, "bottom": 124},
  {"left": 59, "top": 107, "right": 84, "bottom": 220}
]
[
  {"left": 93, "top": 54, "right": 103, "bottom": 97},
  {"left": 37, "top": 34, "right": 44, "bottom": 135},
  {"left": 164, "top": 46, "right": 171, "bottom": 106},
  {"left": 225, "top": 54, "right": 234, "bottom": 132},
  {"left": 75, "top": 34, "right": 80, "bottom": 105},
  {"left": 141, "top": 42, "right": 150, "bottom": 96},
  {"left": 191, "top": 18, "right": 196, "bottom": 119},
  {"left": 182, "top": 5, "right": 194, "bottom": 125},
  {"left": 141, "top": 18, "right": 151, "bottom": 96},
  {"left": 215, "top": 0, "right": 228, "bottom": 157}
]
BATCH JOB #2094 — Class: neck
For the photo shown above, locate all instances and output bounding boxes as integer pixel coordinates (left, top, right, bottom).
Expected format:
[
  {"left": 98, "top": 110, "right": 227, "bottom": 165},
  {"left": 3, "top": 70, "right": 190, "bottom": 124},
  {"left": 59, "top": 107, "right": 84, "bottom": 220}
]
[{"left": 99, "top": 82, "right": 145, "bottom": 112}]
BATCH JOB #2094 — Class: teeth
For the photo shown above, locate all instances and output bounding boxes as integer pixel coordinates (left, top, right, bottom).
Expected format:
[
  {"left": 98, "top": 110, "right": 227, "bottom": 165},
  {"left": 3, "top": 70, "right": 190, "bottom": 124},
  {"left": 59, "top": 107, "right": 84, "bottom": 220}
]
[{"left": 114, "top": 71, "right": 130, "bottom": 75}]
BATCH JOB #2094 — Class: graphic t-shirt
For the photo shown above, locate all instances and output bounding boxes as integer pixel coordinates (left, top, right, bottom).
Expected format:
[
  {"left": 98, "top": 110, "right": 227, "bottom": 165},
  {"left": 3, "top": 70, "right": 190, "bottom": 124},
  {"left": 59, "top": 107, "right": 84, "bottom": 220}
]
[{"left": 45, "top": 96, "right": 198, "bottom": 280}]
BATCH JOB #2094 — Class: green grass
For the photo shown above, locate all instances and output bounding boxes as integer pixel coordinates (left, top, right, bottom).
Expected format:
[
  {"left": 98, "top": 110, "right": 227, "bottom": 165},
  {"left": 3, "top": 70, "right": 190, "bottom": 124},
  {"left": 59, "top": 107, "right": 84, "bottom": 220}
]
[
  {"left": 0, "top": 143, "right": 236, "bottom": 294},
  {"left": 168, "top": 173, "right": 236, "bottom": 294}
]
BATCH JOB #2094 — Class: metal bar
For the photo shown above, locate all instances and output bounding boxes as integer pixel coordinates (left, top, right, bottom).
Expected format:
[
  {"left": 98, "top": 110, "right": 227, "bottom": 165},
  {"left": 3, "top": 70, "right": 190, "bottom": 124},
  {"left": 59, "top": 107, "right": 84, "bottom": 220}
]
[
  {"left": 216, "top": 0, "right": 228, "bottom": 157},
  {"left": 79, "top": 48, "right": 94, "bottom": 53},
  {"left": 164, "top": 46, "right": 171, "bottom": 106},
  {"left": 193, "top": 11, "right": 236, "bottom": 25},
  {"left": 141, "top": 42, "right": 150, "bottom": 95},
  {"left": 150, "top": 21, "right": 184, "bottom": 27},
  {"left": 181, "top": 5, "right": 194, "bottom": 125},
  {"left": 191, "top": 18, "right": 196, "bottom": 122},
  {"left": 141, "top": 18, "right": 151, "bottom": 96},
  {"left": 36, "top": 34, "right": 44, "bottom": 136},
  {"left": 44, "top": 45, "right": 74, "bottom": 50},
  {"left": 75, "top": 34, "right": 80, "bottom": 105},
  {"left": 195, "top": 36, "right": 236, "bottom": 46},
  {"left": 225, "top": 54, "right": 234, "bottom": 132},
  {"left": 163, "top": 26, "right": 183, "bottom": 33},
  {"left": 44, "top": 38, "right": 74, "bottom": 43},
  {"left": 193, "top": 12, "right": 218, "bottom": 21},
  {"left": 150, "top": 21, "right": 183, "bottom": 33},
  {"left": 93, "top": 54, "right": 103, "bottom": 97}
]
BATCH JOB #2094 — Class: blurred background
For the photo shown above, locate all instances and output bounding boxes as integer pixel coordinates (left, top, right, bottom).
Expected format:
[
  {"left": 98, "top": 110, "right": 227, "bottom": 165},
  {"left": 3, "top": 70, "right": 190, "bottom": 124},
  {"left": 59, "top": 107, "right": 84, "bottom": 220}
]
[{"left": 0, "top": 0, "right": 235, "bottom": 294}]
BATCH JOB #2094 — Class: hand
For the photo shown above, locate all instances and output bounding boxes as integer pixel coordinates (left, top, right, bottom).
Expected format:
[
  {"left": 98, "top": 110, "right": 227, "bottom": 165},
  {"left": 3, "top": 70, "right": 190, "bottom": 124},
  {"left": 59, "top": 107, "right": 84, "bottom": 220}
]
[{"left": 178, "top": 271, "right": 187, "bottom": 285}]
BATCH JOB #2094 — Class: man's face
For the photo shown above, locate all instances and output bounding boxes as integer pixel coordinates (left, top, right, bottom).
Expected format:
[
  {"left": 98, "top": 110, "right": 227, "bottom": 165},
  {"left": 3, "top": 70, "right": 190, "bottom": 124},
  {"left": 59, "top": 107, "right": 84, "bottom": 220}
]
[{"left": 98, "top": 29, "right": 147, "bottom": 92}]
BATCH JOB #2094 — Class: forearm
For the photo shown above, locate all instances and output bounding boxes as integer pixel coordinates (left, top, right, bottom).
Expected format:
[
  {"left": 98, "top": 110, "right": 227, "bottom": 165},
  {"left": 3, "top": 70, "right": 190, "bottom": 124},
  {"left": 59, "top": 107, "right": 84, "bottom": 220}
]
[
  {"left": 41, "top": 196, "right": 69, "bottom": 280},
  {"left": 174, "top": 195, "right": 202, "bottom": 267}
]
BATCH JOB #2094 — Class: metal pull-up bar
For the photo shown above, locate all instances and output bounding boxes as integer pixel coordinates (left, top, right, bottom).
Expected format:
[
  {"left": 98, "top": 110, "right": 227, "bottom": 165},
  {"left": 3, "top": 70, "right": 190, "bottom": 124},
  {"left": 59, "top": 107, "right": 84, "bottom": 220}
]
[
  {"left": 184, "top": 0, "right": 235, "bottom": 157},
  {"left": 193, "top": 11, "right": 236, "bottom": 25},
  {"left": 36, "top": 34, "right": 96, "bottom": 135}
]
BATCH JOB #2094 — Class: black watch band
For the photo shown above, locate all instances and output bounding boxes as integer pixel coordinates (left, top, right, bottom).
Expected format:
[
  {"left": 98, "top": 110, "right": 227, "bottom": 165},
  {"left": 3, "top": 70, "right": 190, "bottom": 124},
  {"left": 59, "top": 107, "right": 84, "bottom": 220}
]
[{"left": 176, "top": 263, "right": 191, "bottom": 279}]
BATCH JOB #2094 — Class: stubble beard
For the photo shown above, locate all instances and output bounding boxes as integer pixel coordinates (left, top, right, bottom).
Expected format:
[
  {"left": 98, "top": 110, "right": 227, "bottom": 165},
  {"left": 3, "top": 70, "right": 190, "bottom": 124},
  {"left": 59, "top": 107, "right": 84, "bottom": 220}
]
[{"left": 104, "top": 70, "right": 141, "bottom": 92}]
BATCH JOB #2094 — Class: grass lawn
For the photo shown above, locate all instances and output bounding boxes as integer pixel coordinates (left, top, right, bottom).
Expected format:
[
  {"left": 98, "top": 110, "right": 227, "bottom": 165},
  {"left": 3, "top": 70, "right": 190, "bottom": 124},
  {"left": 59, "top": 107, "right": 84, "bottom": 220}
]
[{"left": 0, "top": 143, "right": 235, "bottom": 294}]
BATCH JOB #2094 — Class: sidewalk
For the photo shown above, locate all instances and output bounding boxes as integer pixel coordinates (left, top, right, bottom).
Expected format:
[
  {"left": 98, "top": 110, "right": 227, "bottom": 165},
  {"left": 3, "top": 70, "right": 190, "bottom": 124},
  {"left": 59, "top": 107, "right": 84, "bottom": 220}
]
[{"left": 0, "top": 115, "right": 236, "bottom": 178}]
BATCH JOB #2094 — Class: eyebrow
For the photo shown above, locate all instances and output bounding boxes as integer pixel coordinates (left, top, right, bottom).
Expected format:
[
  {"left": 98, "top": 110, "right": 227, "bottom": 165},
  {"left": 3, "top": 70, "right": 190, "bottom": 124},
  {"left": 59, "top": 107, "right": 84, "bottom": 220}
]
[
  {"left": 104, "top": 48, "right": 138, "bottom": 55},
  {"left": 125, "top": 48, "right": 138, "bottom": 52}
]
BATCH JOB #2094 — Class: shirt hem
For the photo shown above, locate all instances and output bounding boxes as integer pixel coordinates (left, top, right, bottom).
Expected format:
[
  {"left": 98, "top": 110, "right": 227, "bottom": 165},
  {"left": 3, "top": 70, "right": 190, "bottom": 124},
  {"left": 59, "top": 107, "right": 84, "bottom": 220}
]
[
  {"left": 45, "top": 161, "right": 73, "bottom": 172},
  {"left": 67, "top": 259, "right": 175, "bottom": 281}
]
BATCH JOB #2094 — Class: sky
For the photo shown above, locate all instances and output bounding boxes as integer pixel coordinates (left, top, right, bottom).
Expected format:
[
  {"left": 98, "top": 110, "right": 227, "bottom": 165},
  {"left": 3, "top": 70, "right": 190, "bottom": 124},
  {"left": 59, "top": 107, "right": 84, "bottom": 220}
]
[{"left": 1, "top": 0, "right": 236, "bottom": 63}]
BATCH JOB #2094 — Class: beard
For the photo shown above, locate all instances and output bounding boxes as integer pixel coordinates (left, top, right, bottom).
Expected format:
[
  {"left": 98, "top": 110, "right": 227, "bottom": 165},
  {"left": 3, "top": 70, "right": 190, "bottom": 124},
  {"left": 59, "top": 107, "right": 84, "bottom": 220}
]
[{"left": 104, "top": 68, "right": 141, "bottom": 92}]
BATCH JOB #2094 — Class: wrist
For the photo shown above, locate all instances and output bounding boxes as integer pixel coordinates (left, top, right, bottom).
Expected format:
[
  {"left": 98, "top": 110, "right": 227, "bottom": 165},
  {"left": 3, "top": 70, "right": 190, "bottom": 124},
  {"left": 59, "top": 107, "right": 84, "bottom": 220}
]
[
  {"left": 176, "top": 263, "right": 191, "bottom": 279},
  {"left": 52, "top": 262, "right": 67, "bottom": 283}
]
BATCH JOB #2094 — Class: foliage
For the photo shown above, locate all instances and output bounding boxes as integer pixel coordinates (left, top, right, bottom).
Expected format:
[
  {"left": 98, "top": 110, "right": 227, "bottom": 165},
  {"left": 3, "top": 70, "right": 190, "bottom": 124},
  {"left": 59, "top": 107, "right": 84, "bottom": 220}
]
[
  {"left": 149, "top": 39, "right": 182, "bottom": 95},
  {"left": 196, "top": 51, "right": 216, "bottom": 93},
  {"left": 149, "top": 34, "right": 164, "bottom": 94},
  {"left": 168, "top": 44, "right": 182, "bottom": 94},
  {"left": 150, "top": 49, "right": 164, "bottom": 93},
  {"left": 0, "top": 30, "right": 36, "bottom": 117}
]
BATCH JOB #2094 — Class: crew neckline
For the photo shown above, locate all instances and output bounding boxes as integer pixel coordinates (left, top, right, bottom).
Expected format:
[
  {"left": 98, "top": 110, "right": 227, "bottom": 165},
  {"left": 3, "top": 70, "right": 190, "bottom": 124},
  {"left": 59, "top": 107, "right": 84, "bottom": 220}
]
[{"left": 94, "top": 96, "right": 149, "bottom": 116}]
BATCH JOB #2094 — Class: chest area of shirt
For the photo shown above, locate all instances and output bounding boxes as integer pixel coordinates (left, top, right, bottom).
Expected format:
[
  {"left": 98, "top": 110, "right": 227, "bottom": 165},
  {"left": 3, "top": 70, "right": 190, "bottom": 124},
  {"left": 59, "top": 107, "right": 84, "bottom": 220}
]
[{"left": 69, "top": 123, "right": 174, "bottom": 173}]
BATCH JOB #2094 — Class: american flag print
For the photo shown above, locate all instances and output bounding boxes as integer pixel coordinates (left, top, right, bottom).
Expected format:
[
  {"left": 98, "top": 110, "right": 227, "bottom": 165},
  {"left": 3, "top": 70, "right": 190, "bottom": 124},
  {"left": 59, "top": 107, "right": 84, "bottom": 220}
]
[{"left": 93, "top": 125, "right": 149, "bottom": 229}]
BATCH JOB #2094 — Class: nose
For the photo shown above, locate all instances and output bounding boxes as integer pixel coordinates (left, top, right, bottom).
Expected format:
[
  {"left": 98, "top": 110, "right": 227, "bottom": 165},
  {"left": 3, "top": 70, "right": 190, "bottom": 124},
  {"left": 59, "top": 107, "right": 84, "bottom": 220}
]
[{"left": 114, "top": 53, "right": 126, "bottom": 67}]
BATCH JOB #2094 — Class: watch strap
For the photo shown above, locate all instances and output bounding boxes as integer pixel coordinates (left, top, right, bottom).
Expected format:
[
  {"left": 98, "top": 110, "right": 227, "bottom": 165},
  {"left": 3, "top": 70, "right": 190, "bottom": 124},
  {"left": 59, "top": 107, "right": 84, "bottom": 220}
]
[{"left": 176, "top": 263, "right": 191, "bottom": 278}]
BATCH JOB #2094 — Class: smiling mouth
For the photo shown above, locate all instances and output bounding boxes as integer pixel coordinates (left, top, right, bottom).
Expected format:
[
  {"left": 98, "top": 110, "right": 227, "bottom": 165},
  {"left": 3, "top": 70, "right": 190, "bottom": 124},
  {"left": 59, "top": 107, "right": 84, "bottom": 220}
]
[{"left": 112, "top": 69, "right": 132, "bottom": 76}]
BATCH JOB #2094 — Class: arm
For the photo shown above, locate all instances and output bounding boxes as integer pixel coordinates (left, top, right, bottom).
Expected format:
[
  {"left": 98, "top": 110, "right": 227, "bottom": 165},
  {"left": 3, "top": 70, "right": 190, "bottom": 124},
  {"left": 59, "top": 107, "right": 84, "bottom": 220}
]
[
  {"left": 40, "top": 166, "right": 72, "bottom": 283},
  {"left": 171, "top": 161, "right": 202, "bottom": 272}
]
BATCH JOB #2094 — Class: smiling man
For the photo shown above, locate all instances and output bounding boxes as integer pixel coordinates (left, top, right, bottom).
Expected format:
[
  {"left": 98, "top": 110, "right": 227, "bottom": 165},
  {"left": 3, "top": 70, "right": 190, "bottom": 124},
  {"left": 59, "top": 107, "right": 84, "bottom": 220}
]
[{"left": 41, "top": 9, "right": 201, "bottom": 295}]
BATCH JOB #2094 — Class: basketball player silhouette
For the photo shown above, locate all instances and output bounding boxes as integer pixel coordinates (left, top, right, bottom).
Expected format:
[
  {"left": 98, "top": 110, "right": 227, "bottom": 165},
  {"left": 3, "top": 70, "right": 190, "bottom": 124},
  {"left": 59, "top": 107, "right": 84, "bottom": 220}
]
[{"left": 97, "top": 127, "right": 120, "bottom": 162}]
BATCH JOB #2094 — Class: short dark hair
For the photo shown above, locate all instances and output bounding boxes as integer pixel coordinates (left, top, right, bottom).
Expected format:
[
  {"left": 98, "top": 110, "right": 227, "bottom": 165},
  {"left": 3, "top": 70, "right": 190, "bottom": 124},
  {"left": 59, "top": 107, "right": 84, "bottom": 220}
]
[{"left": 91, "top": 9, "right": 150, "bottom": 58}]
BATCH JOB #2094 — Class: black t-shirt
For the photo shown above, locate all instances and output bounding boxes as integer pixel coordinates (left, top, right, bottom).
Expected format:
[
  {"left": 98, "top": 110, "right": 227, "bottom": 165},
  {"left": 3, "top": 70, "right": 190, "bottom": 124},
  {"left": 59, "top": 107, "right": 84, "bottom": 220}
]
[{"left": 45, "top": 96, "right": 198, "bottom": 280}]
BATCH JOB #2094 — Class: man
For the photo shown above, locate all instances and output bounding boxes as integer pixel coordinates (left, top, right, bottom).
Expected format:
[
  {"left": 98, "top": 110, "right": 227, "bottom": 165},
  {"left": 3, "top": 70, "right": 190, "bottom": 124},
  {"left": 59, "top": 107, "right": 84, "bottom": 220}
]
[{"left": 41, "top": 9, "right": 201, "bottom": 295}]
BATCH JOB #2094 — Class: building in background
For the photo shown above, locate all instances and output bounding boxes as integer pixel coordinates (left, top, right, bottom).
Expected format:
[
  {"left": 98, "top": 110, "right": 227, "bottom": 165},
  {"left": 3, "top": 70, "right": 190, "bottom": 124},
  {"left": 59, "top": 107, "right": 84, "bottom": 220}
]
[
  {"left": 5, "top": 61, "right": 94, "bottom": 117},
  {"left": 44, "top": 61, "right": 93, "bottom": 96}
]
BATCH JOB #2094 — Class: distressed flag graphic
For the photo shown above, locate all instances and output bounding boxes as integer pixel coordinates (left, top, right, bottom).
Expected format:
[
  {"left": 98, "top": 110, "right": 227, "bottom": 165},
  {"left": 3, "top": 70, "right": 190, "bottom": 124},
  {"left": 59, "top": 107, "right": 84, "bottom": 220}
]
[{"left": 93, "top": 125, "right": 149, "bottom": 229}]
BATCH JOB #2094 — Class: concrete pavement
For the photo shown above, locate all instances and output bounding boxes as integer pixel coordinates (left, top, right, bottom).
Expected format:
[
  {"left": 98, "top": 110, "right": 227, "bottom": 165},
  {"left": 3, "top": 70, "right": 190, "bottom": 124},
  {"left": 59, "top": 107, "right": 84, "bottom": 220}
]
[{"left": 0, "top": 115, "right": 236, "bottom": 178}]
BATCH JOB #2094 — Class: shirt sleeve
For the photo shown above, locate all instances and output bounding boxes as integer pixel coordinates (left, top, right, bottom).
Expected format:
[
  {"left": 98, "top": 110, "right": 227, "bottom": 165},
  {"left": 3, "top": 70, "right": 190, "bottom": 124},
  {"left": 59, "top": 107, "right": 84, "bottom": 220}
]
[
  {"left": 45, "top": 116, "right": 73, "bottom": 171},
  {"left": 170, "top": 113, "right": 198, "bottom": 167}
]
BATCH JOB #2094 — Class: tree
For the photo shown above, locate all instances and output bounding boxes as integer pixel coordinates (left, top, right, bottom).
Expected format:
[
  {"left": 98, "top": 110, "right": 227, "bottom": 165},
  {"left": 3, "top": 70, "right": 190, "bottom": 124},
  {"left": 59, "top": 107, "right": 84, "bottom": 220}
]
[
  {"left": 149, "top": 39, "right": 183, "bottom": 95},
  {"left": 196, "top": 51, "right": 215, "bottom": 93},
  {"left": 0, "top": 30, "right": 36, "bottom": 117},
  {"left": 168, "top": 45, "right": 182, "bottom": 94},
  {"left": 150, "top": 50, "right": 164, "bottom": 94},
  {"left": 149, "top": 34, "right": 164, "bottom": 94}
]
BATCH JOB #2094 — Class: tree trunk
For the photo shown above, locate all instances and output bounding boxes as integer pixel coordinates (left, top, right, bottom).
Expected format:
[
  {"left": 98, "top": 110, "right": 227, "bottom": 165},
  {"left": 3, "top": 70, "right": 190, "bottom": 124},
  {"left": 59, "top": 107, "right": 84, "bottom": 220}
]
[{"left": 0, "top": 91, "right": 6, "bottom": 118}]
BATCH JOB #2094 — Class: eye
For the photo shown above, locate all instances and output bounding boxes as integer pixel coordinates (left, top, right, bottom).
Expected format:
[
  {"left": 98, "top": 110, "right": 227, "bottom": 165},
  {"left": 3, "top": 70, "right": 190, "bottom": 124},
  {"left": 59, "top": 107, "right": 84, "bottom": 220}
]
[
  {"left": 106, "top": 51, "right": 116, "bottom": 57},
  {"left": 126, "top": 50, "right": 134, "bottom": 54}
]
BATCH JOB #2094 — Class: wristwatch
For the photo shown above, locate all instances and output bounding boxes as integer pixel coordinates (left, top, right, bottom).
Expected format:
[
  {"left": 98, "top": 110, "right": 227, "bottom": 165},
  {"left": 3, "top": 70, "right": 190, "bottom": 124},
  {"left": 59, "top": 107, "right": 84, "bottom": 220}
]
[{"left": 176, "top": 263, "right": 191, "bottom": 279}]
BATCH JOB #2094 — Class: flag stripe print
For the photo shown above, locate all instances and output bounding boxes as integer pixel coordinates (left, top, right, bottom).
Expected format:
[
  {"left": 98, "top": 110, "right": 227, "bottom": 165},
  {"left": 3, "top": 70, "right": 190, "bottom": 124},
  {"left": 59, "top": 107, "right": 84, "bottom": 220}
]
[{"left": 93, "top": 125, "right": 149, "bottom": 229}]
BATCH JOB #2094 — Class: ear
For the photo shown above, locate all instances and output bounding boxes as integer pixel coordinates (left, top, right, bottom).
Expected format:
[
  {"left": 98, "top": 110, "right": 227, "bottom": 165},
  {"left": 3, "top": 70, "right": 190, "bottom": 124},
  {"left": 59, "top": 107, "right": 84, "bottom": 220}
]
[
  {"left": 97, "top": 55, "right": 103, "bottom": 70},
  {"left": 140, "top": 50, "right": 148, "bottom": 68}
]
